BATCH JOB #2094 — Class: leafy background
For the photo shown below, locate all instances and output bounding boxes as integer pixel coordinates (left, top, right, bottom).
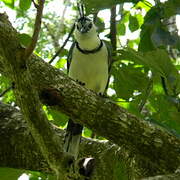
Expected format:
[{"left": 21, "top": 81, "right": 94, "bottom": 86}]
[{"left": 0, "top": 0, "right": 180, "bottom": 179}]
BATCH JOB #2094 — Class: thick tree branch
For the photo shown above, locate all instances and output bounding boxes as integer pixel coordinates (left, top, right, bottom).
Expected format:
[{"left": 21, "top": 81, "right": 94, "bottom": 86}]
[
  {"left": 142, "top": 171, "right": 180, "bottom": 180},
  {"left": 0, "top": 13, "right": 180, "bottom": 177},
  {"left": 0, "top": 102, "right": 135, "bottom": 179},
  {"left": 24, "top": 0, "right": 45, "bottom": 59}
]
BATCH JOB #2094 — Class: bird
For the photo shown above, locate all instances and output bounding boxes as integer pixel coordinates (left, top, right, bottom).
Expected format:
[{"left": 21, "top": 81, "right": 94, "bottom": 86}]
[{"left": 63, "top": 6, "right": 112, "bottom": 160}]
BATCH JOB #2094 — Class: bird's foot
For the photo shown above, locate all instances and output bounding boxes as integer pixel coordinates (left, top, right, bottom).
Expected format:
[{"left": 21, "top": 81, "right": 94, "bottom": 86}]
[
  {"left": 98, "top": 92, "right": 107, "bottom": 98},
  {"left": 76, "top": 80, "right": 85, "bottom": 86}
]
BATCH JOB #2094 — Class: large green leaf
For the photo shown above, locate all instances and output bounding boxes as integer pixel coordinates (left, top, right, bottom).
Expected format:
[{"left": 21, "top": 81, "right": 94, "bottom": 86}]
[
  {"left": 112, "top": 62, "right": 148, "bottom": 100},
  {"left": 1, "top": 0, "right": 15, "bottom": 8},
  {"left": 47, "top": 108, "right": 68, "bottom": 127},
  {"left": 19, "top": 0, "right": 31, "bottom": 11},
  {"left": 139, "top": 2, "right": 180, "bottom": 52},
  {"left": 161, "top": 0, "right": 180, "bottom": 18},
  {"left": 151, "top": 25, "right": 177, "bottom": 48},
  {"left": 117, "top": 22, "right": 126, "bottom": 36},
  {"left": 147, "top": 93, "right": 180, "bottom": 134},
  {"left": 0, "top": 167, "right": 24, "bottom": 180},
  {"left": 128, "top": 14, "right": 139, "bottom": 32},
  {"left": 95, "top": 17, "right": 105, "bottom": 33},
  {"left": 119, "top": 48, "right": 180, "bottom": 96},
  {"left": 138, "top": 7, "right": 160, "bottom": 52}
]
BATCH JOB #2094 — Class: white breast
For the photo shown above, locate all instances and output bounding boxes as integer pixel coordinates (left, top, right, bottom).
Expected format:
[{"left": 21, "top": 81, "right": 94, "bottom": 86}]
[{"left": 68, "top": 42, "right": 109, "bottom": 93}]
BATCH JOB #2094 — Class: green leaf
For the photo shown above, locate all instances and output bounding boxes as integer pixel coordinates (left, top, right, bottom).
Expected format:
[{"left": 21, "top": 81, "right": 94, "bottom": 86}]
[
  {"left": 119, "top": 48, "right": 180, "bottom": 96},
  {"left": 161, "top": 0, "right": 180, "bottom": 18},
  {"left": 138, "top": 7, "right": 160, "bottom": 52},
  {"left": 112, "top": 63, "right": 148, "bottom": 100},
  {"left": 0, "top": 167, "right": 24, "bottom": 180},
  {"left": 151, "top": 26, "right": 177, "bottom": 48},
  {"left": 1, "top": 0, "right": 15, "bottom": 9},
  {"left": 128, "top": 15, "right": 139, "bottom": 32},
  {"left": 135, "top": 1, "right": 152, "bottom": 12},
  {"left": 95, "top": 17, "right": 105, "bottom": 33},
  {"left": 117, "top": 22, "right": 126, "bottom": 36},
  {"left": 148, "top": 94, "right": 180, "bottom": 134},
  {"left": 119, "top": 48, "right": 175, "bottom": 77},
  {"left": 55, "top": 58, "right": 67, "bottom": 69},
  {"left": 120, "top": 11, "right": 130, "bottom": 23},
  {"left": 19, "top": 0, "right": 31, "bottom": 11},
  {"left": 83, "top": 127, "right": 92, "bottom": 138},
  {"left": 18, "top": 33, "right": 32, "bottom": 47},
  {"left": 135, "top": 14, "right": 144, "bottom": 27},
  {"left": 47, "top": 109, "right": 68, "bottom": 127},
  {"left": 138, "top": 27, "right": 155, "bottom": 52}
]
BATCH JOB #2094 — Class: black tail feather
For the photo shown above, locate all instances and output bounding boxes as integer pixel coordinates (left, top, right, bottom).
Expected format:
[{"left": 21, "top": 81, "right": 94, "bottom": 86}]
[{"left": 64, "top": 119, "right": 83, "bottom": 159}]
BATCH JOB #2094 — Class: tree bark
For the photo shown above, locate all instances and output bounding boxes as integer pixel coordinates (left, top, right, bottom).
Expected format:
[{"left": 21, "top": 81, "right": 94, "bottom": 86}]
[
  {"left": 0, "top": 13, "right": 180, "bottom": 178},
  {"left": 0, "top": 102, "right": 135, "bottom": 179}
]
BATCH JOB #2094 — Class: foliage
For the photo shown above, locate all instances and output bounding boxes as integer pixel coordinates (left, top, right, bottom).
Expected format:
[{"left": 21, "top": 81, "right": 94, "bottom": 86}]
[{"left": 0, "top": 0, "right": 180, "bottom": 179}]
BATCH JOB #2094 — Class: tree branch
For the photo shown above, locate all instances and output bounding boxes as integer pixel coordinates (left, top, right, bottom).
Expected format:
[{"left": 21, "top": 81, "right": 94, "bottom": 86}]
[
  {"left": 0, "top": 102, "right": 135, "bottom": 179},
  {"left": 141, "top": 171, "right": 180, "bottom": 180},
  {"left": 110, "top": 5, "right": 117, "bottom": 54},
  {"left": 24, "top": 0, "right": 45, "bottom": 60}
]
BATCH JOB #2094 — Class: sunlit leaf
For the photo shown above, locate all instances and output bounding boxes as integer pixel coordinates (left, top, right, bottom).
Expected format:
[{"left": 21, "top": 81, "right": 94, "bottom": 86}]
[
  {"left": 83, "top": 127, "right": 92, "bottom": 138},
  {"left": 47, "top": 108, "right": 68, "bottom": 127},
  {"left": 0, "top": 167, "right": 24, "bottom": 180},
  {"left": 1, "top": 0, "right": 15, "bottom": 9},
  {"left": 95, "top": 17, "right": 105, "bottom": 33},
  {"left": 117, "top": 22, "right": 126, "bottom": 36},
  {"left": 19, "top": 0, "right": 31, "bottom": 11},
  {"left": 129, "top": 14, "right": 139, "bottom": 32},
  {"left": 135, "top": 14, "right": 144, "bottom": 27},
  {"left": 55, "top": 58, "right": 67, "bottom": 69}
]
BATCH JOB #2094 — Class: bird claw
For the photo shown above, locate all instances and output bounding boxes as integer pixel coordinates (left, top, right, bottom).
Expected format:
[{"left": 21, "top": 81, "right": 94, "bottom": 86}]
[
  {"left": 76, "top": 80, "right": 85, "bottom": 86},
  {"left": 98, "top": 92, "right": 107, "bottom": 98}
]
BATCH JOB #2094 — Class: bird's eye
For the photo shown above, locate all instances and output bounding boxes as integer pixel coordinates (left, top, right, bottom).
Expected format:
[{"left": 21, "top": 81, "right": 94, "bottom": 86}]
[
  {"left": 88, "top": 23, "right": 92, "bottom": 29},
  {"left": 77, "top": 24, "right": 80, "bottom": 30}
]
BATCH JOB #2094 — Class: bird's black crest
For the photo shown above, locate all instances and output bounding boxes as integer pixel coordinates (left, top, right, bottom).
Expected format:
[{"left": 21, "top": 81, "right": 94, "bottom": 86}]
[
  {"left": 77, "top": 3, "right": 85, "bottom": 18},
  {"left": 77, "top": 3, "right": 91, "bottom": 23}
]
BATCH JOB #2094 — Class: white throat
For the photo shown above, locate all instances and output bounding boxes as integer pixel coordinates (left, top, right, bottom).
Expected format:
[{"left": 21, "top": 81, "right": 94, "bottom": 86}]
[{"left": 78, "top": 35, "right": 101, "bottom": 50}]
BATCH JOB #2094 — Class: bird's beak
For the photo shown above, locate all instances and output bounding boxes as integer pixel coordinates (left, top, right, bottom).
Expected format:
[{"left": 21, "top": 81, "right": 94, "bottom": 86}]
[{"left": 79, "top": 26, "right": 88, "bottom": 33}]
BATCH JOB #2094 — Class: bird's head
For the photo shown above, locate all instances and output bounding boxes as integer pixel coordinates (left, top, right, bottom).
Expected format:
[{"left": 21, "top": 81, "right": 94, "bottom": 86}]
[{"left": 74, "top": 17, "right": 98, "bottom": 41}]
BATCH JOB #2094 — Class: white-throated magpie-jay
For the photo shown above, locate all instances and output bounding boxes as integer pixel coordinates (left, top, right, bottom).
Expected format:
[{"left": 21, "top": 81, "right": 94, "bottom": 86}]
[{"left": 64, "top": 13, "right": 112, "bottom": 160}]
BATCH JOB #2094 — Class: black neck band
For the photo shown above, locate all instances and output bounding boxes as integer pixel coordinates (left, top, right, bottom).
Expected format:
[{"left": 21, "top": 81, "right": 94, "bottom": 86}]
[{"left": 75, "top": 40, "right": 103, "bottom": 54}]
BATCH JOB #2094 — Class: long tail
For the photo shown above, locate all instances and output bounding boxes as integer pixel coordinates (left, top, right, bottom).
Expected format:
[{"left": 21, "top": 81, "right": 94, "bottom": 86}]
[{"left": 64, "top": 119, "right": 83, "bottom": 159}]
